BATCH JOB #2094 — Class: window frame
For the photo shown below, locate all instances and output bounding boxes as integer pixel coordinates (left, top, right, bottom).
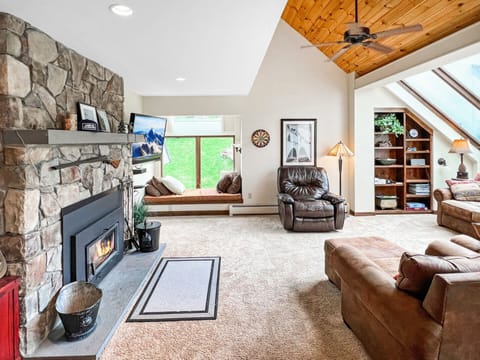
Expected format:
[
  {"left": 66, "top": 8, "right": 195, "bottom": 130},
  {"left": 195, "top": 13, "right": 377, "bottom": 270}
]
[{"left": 163, "top": 135, "right": 236, "bottom": 189}]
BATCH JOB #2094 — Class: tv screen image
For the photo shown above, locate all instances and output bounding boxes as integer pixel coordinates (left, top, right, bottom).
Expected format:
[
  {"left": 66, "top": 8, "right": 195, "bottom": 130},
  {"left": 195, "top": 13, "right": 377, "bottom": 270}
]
[{"left": 130, "top": 113, "right": 167, "bottom": 164}]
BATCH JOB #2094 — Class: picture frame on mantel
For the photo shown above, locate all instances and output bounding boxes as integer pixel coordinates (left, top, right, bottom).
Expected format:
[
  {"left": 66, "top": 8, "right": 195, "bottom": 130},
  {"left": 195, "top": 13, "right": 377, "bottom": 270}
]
[
  {"left": 77, "top": 102, "right": 99, "bottom": 131},
  {"left": 281, "top": 118, "right": 317, "bottom": 166},
  {"left": 96, "top": 109, "right": 111, "bottom": 132}
]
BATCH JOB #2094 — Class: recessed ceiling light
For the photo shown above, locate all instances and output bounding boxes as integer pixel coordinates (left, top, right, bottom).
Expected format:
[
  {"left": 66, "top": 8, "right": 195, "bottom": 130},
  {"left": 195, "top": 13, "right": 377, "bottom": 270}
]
[
  {"left": 176, "top": 77, "right": 186, "bottom": 82},
  {"left": 109, "top": 4, "right": 133, "bottom": 17}
]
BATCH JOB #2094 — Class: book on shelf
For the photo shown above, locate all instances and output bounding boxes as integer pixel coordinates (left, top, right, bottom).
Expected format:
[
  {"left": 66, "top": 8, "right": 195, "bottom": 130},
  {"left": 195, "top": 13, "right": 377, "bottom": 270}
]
[{"left": 408, "top": 184, "right": 430, "bottom": 195}]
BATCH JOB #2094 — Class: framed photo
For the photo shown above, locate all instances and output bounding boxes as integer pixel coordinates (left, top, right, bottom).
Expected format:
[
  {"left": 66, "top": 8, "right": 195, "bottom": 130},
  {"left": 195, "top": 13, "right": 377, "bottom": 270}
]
[
  {"left": 96, "top": 109, "right": 111, "bottom": 132},
  {"left": 281, "top": 118, "right": 317, "bottom": 166},
  {"left": 77, "top": 102, "right": 98, "bottom": 131}
]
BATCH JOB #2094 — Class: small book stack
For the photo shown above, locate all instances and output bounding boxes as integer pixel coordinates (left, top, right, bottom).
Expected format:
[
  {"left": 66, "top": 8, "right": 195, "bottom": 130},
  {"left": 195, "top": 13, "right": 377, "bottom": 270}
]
[{"left": 408, "top": 183, "right": 430, "bottom": 195}]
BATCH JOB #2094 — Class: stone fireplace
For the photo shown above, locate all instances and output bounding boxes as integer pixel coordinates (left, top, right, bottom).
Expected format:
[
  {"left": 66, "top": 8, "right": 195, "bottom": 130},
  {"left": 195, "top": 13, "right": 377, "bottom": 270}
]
[{"left": 0, "top": 12, "right": 135, "bottom": 356}]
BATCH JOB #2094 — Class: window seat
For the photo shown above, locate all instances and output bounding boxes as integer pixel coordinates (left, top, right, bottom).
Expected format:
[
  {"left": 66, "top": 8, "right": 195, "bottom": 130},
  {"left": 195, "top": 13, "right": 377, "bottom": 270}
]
[{"left": 144, "top": 188, "right": 243, "bottom": 205}]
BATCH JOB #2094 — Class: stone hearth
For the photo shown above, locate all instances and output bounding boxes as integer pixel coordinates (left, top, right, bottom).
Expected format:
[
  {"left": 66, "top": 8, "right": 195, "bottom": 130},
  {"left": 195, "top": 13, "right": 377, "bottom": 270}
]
[{"left": 0, "top": 12, "right": 134, "bottom": 356}]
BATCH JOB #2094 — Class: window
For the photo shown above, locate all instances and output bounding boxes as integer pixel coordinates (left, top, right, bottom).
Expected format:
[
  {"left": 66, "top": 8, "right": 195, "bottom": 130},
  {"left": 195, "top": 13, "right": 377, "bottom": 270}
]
[
  {"left": 163, "top": 136, "right": 234, "bottom": 189},
  {"left": 442, "top": 53, "right": 480, "bottom": 99},
  {"left": 403, "top": 70, "right": 480, "bottom": 142}
]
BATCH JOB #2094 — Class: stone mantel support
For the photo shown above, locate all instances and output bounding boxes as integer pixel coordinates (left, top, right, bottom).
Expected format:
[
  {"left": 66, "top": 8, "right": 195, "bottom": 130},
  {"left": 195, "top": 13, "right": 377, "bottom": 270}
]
[{"left": 3, "top": 129, "right": 143, "bottom": 146}]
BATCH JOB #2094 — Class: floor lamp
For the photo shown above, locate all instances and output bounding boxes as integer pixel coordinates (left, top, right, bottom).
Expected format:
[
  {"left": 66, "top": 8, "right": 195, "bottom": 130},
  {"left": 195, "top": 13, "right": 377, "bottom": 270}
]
[{"left": 327, "top": 140, "right": 354, "bottom": 196}]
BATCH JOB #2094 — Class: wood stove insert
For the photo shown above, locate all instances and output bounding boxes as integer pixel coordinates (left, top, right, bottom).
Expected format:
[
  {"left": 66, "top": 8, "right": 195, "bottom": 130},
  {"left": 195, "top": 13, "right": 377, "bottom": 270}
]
[{"left": 62, "top": 188, "right": 125, "bottom": 285}]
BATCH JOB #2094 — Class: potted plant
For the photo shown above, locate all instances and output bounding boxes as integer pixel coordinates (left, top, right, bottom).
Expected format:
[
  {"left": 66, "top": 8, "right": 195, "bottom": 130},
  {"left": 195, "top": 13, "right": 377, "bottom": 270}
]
[
  {"left": 374, "top": 113, "right": 404, "bottom": 137},
  {"left": 133, "top": 201, "right": 148, "bottom": 228}
]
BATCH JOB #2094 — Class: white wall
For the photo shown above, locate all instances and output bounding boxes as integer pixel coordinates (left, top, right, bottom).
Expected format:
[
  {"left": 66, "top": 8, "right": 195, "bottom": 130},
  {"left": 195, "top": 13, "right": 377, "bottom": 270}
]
[
  {"left": 353, "top": 87, "right": 406, "bottom": 213},
  {"left": 143, "top": 20, "right": 350, "bottom": 206}
]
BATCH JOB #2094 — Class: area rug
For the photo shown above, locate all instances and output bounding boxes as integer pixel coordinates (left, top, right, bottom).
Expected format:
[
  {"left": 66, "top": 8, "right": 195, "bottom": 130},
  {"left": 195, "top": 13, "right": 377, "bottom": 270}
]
[{"left": 127, "top": 256, "right": 220, "bottom": 322}]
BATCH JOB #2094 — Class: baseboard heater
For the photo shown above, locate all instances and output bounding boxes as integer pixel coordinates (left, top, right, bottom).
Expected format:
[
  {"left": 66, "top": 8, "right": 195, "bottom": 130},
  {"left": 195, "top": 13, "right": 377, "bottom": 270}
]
[{"left": 229, "top": 204, "right": 278, "bottom": 216}]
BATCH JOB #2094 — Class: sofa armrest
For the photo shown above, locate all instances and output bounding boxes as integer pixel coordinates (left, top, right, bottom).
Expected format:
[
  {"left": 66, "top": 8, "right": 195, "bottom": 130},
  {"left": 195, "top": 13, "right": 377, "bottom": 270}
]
[
  {"left": 433, "top": 188, "right": 453, "bottom": 203},
  {"left": 321, "top": 192, "right": 345, "bottom": 205},
  {"left": 321, "top": 192, "right": 346, "bottom": 229},
  {"left": 426, "top": 239, "right": 478, "bottom": 257},
  {"left": 277, "top": 193, "right": 294, "bottom": 204},
  {"left": 422, "top": 272, "right": 480, "bottom": 358},
  {"left": 277, "top": 196, "right": 294, "bottom": 230},
  {"left": 450, "top": 234, "right": 480, "bottom": 253}
]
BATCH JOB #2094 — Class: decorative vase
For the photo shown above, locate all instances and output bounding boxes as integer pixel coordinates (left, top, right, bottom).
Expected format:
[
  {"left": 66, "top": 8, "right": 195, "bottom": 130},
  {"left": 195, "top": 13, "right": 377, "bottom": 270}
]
[
  {"left": 118, "top": 120, "right": 128, "bottom": 134},
  {"left": 0, "top": 250, "right": 7, "bottom": 278}
]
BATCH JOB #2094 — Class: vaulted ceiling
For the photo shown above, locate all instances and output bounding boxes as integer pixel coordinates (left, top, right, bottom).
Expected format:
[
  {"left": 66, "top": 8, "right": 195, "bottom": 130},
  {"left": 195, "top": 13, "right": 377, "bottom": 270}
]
[{"left": 282, "top": 0, "right": 480, "bottom": 76}]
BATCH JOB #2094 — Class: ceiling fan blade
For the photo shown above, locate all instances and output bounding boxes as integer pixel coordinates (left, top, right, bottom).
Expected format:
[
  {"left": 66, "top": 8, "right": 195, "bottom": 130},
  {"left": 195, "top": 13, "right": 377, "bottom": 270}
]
[
  {"left": 328, "top": 44, "right": 353, "bottom": 62},
  {"left": 372, "top": 24, "right": 423, "bottom": 39},
  {"left": 363, "top": 41, "right": 394, "bottom": 54},
  {"left": 301, "top": 41, "right": 348, "bottom": 48}
]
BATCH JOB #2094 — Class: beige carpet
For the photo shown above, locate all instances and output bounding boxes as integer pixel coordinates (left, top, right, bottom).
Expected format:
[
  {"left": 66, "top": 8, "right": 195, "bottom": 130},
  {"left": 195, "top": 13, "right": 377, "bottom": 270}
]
[{"left": 101, "top": 214, "right": 457, "bottom": 360}]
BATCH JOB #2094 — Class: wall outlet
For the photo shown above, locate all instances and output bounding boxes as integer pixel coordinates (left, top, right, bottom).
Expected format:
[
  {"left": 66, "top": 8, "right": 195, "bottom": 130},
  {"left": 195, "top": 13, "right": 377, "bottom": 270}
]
[{"left": 247, "top": 193, "right": 252, "bottom": 199}]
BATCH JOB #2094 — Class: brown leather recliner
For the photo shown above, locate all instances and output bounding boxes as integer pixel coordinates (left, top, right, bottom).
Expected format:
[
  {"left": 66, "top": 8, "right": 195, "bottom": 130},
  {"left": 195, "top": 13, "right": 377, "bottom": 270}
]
[{"left": 277, "top": 166, "right": 345, "bottom": 232}]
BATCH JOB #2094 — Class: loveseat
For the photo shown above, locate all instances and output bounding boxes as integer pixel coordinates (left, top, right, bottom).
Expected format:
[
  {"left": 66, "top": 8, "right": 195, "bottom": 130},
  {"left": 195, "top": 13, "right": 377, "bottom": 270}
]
[
  {"left": 325, "top": 235, "right": 480, "bottom": 360},
  {"left": 434, "top": 187, "right": 480, "bottom": 239}
]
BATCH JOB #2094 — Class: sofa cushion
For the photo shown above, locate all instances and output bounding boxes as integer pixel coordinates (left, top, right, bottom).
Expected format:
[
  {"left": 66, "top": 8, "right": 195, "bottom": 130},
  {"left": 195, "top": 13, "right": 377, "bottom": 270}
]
[
  {"left": 294, "top": 199, "right": 333, "bottom": 218},
  {"left": 396, "top": 252, "right": 480, "bottom": 298},
  {"left": 445, "top": 179, "right": 480, "bottom": 201},
  {"left": 145, "top": 184, "right": 161, "bottom": 196},
  {"left": 227, "top": 174, "right": 242, "bottom": 194},
  {"left": 325, "top": 236, "right": 405, "bottom": 288},
  {"left": 151, "top": 176, "right": 173, "bottom": 195},
  {"left": 216, "top": 173, "right": 233, "bottom": 193},
  {"left": 161, "top": 176, "right": 185, "bottom": 195},
  {"left": 441, "top": 200, "right": 480, "bottom": 222}
]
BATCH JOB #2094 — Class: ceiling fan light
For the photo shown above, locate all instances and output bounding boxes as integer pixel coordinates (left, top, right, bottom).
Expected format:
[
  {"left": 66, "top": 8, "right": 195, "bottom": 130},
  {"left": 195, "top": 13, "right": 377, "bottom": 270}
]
[{"left": 109, "top": 4, "right": 133, "bottom": 17}]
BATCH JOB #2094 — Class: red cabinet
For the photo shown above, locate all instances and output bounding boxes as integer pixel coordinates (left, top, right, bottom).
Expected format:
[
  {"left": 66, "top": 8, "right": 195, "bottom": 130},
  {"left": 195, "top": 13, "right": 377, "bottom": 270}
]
[{"left": 0, "top": 276, "right": 20, "bottom": 360}]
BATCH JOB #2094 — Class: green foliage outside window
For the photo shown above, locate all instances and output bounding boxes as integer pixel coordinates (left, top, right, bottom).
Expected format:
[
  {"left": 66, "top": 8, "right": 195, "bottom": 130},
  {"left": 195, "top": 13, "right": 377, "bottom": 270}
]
[{"left": 163, "top": 137, "right": 234, "bottom": 189}]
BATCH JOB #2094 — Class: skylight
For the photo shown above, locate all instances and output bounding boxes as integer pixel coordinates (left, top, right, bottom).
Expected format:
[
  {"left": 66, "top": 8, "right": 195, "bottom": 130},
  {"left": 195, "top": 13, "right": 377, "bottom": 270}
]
[
  {"left": 442, "top": 53, "right": 480, "bottom": 98},
  {"left": 401, "top": 54, "right": 480, "bottom": 145}
]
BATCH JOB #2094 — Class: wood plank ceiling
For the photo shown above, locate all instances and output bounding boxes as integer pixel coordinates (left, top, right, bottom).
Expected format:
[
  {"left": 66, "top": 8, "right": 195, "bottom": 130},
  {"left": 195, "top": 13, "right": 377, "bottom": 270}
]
[{"left": 282, "top": 0, "right": 480, "bottom": 76}]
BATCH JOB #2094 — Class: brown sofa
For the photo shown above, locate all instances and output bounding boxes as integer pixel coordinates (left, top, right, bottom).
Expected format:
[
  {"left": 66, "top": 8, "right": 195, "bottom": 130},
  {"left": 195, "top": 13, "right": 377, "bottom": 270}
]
[
  {"left": 434, "top": 187, "right": 480, "bottom": 239},
  {"left": 325, "top": 236, "right": 480, "bottom": 360}
]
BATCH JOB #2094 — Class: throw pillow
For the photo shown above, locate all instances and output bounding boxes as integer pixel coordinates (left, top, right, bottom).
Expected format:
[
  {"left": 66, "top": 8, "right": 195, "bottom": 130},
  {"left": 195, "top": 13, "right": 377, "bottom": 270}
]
[
  {"left": 216, "top": 173, "right": 233, "bottom": 193},
  {"left": 226, "top": 174, "right": 242, "bottom": 194},
  {"left": 161, "top": 176, "right": 185, "bottom": 195},
  {"left": 151, "top": 176, "right": 173, "bottom": 195},
  {"left": 396, "top": 252, "right": 480, "bottom": 298},
  {"left": 445, "top": 179, "right": 480, "bottom": 201},
  {"left": 145, "top": 184, "right": 161, "bottom": 197},
  {"left": 475, "top": 173, "right": 480, "bottom": 181}
]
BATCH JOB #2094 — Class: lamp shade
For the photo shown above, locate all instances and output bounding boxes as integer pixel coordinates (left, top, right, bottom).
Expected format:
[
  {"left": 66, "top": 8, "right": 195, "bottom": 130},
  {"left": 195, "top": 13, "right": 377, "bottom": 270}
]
[
  {"left": 327, "top": 141, "right": 354, "bottom": 157},
  {"left": 448, "top": 139, "right": 472, "bottom": 154}
]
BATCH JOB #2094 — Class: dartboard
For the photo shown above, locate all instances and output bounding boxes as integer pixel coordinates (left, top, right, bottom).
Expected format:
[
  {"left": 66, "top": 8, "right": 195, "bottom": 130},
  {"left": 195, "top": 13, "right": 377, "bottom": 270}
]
[{"left": 251, "top": 129, "right": 270, "bottom": 148}]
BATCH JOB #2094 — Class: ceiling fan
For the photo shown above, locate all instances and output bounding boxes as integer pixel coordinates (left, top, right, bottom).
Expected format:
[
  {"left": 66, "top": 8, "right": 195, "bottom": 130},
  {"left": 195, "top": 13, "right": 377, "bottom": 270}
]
[{"left": 301, "top": 0, "right": 423, "bottom": 62}]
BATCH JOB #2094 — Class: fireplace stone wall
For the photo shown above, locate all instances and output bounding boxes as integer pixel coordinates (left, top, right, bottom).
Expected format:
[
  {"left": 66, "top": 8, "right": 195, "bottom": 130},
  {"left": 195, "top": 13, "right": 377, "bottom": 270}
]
[{"left": 0, "top": 12, "right": 132, "bottom": 355}]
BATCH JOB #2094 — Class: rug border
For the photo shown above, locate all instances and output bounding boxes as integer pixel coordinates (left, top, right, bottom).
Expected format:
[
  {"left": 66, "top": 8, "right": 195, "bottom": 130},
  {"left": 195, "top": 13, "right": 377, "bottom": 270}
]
[{"left": 126, "top": 256, "right": 221, "bottom": 322}]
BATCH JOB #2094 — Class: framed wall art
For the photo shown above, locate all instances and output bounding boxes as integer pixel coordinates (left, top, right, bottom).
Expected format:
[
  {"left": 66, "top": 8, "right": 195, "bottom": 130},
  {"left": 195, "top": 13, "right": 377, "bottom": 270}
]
[
  {"left": 96, "top": 109, "right": 111, "bottom": 132},
  {"left": 281, "top": 118, "right": 316, "bottom": 166},
  {"left": 77, "top": 102, "right": 98, "bottom": 131}
]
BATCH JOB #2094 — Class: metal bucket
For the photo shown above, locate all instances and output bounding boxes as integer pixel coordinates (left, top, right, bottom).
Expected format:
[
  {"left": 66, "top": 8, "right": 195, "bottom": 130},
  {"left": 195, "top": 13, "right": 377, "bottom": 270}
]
[
  {"left": 136, "top": 221, "right": 161, "bottom": 252},
  {"left": 55, "top": 281, "right": 102, "bottom": 341}
]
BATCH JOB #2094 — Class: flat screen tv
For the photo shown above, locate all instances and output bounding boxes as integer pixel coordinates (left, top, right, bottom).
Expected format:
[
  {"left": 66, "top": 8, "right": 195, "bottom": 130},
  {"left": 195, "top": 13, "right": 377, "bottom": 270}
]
[{"left": 130, "top": 113, "right": 167, "bottom": 164}]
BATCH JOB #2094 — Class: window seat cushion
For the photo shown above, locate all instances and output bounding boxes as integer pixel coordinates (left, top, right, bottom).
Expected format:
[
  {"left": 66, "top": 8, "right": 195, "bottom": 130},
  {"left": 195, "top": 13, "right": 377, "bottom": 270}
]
[{"left": 144, "top": 188, "right": 243, "bottom": 205}]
